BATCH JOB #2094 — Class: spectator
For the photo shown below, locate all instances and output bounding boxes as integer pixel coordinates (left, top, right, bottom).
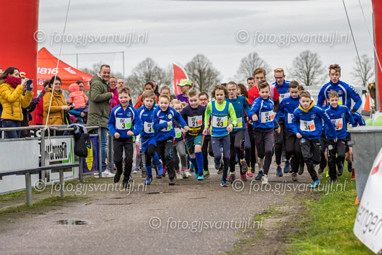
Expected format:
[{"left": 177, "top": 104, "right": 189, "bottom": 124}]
[
  {"left": 35, "top": 80, "right": 50, "bottom": 125},
  {"left": 151, "top": 80, "right": 160, "bottom": 98},
  {"left": 109, "top": 76, "right": 120, "bottom": 110},
  {"left": 134, "top": 82, "right": 158, "bottom": 109},
  {"left": 87, "top": 64, "right": 115, "bottom": 177},
  {"left": 0, "top": 67, "right": 33, "bottom": 138},
  {"left": 76, "top": 80, "right": 85, "bottom": 92},
  {"left": 117, "top": 78, "right": 125, "bottom": 88},
  {"left": 176, "top": 79, "right": 194, "bottom": 104},
  {"left": 67, "top": 83, "right": 88, "bottom": 115},
  {"left": 43, "top": 76, "right": 70, "bottom": 127}
]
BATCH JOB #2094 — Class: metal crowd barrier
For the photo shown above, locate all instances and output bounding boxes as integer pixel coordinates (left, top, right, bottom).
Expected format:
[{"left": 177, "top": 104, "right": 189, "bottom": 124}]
[{"left": 0, "top": 125, "right": 103, "bottom": 206}]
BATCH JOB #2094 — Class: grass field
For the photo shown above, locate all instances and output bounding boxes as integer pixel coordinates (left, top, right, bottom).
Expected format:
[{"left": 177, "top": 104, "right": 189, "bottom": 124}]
[{"left": 287, "top": 167, "right": 374, "bottom": 255}]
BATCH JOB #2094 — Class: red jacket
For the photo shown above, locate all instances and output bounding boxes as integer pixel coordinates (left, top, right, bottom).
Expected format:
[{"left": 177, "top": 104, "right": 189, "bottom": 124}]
[
  {"left": 35, "top": 89, "right": 45, "bottom": 125},
  {"left": 248, "top": 84, "right": 280, "bottom": 106}
]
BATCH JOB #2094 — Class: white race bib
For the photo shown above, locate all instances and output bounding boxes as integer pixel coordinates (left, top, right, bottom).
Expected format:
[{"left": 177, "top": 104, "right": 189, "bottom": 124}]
[
  {"left": 279, "top": 93, "right": 290, "bottom": 103},
  {"left": 159, "top": 119, "right": 172, "bottom": 132},
  {"left": 212, "top": 116, "right": 228, "bottom": 128},
  {"left": 287, "top": 113, "right": 294, "bottom": 124},
  {"left": 260, "top": 111, "right": 275, "bottom": 123},
  {"left": 300, "top": 119, "right": 316, "bottom": 132},
  {"left": 116, "top": 117, "right": 132, "bottom": 130},
  {"left": 188, "top": 116, "right": 203, "bottom": 128},
  {"left": 174, "top": 127, "right": 182, "bottom": 138},
  {"left": 230, "top": 117, "right": 243, "bottom": 130},
  {"left": 332, "top": 118, "right": 343, "bottom": 131},
  {"left": 143, "top": 122, "right": 154, "bottom": 134}
]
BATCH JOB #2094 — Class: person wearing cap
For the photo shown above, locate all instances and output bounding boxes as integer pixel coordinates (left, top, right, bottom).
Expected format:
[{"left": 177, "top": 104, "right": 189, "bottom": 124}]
[{"left": 177, "top": 79, "right": 193, "bottom": 104}]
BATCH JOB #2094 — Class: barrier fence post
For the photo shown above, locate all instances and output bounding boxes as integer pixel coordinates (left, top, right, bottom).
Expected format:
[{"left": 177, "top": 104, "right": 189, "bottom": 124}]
[
  {"left": 59, "top": 169, "right": 64, "bottom": 198},
  {"left": 98, "top": 127, "right": 102, "bottom": 177},
  {"left": 79, "top": 157, "right": 83, "bottom": 182},
  {"left": 25, "top": 173, "right": 32, "bottom": 206}
]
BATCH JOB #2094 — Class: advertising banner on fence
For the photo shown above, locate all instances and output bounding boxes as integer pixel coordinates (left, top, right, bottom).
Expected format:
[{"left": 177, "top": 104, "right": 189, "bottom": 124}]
[
  {"left": 354, "top": 147, "right": 382, "bottom": 254},
  {"left": 83, "top": 136, "right": 99, "bottom": 173}
]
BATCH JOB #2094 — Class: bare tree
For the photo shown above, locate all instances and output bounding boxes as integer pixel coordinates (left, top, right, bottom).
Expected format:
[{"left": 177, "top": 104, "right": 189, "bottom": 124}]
[
  {"left": 185, "top": 54, "right": 221, "bottom": 93},
  {"left": 289, "top": 50, "right": 326, "bottom": 86},
  {"left": 235, "top": 52, "right": 271, "bottom": 82},
  {"left": 352, "top": 54, "right": 374, "bottom": 87},
  {"left": 126, "top": 58, "right": 170, "bottom": 98}
]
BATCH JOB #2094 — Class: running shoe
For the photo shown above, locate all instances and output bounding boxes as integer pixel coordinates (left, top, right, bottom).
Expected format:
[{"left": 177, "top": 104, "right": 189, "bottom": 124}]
[
  {"left": 241, "top": 174, "right": 247, "bottom": 182},
  {"left": 239, "top": 159, "right": 248, "bottom": 174},
  {"left": 310, "top": 180, "right": 320, "bottom": 189},
  {"left": 220, "top": 179, "right": 228, "bottom": 187},
  {"left": 255, "top": 170, "right": 263, "bottom": 181},
  {"left": 204, "top": 170, "right": 210, "bottom": 178},
  {"left": 276, "top": 166, "right": 283, "bottom": 177},
  {"left": 145, "top": 176, "right": 152, "bottom": 185},
  {"left": 228, "top": 172, "right": 236, "bottom": 183},
  {"left": 291, "top": 172, "right": 297, "bottom": 182},
  {"left": 283, "top": 161, "right": 290, "bottom": 173},
  {"left": 261, "top": 174, "right": 269, "bottom": 185}
]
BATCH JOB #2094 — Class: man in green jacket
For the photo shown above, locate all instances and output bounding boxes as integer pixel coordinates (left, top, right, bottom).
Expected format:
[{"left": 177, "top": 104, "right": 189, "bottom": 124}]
[{"left": 88, "top": 64, "right": 114, "bottom": 177}]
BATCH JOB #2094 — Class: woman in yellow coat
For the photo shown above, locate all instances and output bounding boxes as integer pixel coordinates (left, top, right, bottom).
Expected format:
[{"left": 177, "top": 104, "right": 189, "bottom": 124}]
[
  {"left": 0, "top": 67, "right": 33, "bottom": 138},
  {"left": 43, "top": 76, "right": 70, "bottom": 127}
]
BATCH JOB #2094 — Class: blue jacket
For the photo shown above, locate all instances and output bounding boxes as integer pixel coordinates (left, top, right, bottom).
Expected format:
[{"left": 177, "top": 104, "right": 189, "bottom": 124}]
[
  {"left": 273, "top": 80, "right": 290, "bottom": 118},
  {"left": 226, "top": 96, "right": 250, "bottom": 132},
  {"left": 108, "top": 104, "right": 143, "bottom": 138},
  {"left": 153, "top": 106, "right": 188, "bottom": 142},
  {"left": 325, "top": 104, "right": 354, "bottom": 140},
  {"left": 317, "top": 80, "right": 362, "bottom": 111},
  {"left": 275, "top": 95, "right": 300, "bottom": 132},
  {"left": 137, "top": 105, "right": 157, "bottom": 138},
  {"left": 292, "top": 102, "right": 337, "bottom": 140},
  {"left": 248, "top": 97, "right": 276, "bottom": 129}
]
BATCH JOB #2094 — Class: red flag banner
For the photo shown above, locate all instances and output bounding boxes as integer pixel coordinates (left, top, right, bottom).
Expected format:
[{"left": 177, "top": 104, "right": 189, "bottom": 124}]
[
  {"left": 173, "top": 63, "right": 189, "bottom": 96},
  {"left": 373, "top": 0, "right": 382, "bottom": 110}
]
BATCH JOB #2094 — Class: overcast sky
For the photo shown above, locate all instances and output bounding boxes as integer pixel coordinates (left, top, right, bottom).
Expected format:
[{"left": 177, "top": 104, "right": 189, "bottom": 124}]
[{"left": 38, "top": 0, "right": 375, "bottom": 85}]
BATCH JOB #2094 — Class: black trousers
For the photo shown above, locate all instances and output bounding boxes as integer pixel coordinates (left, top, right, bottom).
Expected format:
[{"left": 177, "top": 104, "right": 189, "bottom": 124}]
[
  {"left": 156, "top": 139, "right": 175, "bottom": 179},
  {"left": 229, "top": 129, "right": 246, "bottom": 174},
  {"left": 202, "top": 135, "right": 214, "bottom": 171},
  {"left": 255, "top": 128, "right": 274, "bottom": 175},
  {"left": 248, "top": 123, "right": 257, "bottom": 168},
  {"left": 285, "top": 130, "right": 302, "bottom": 173},
  {"left": 113, "top": 137, "right": 134, "bottom": 178},
  {"left": 327, "top": 139, "right": 346, "bottom": 179},
  {"left": 275, "top": 117, "right": 285, "bottom": 165},
  {"left": 145, "top": 144, "right": 157, "bottom": 167},
  {"left": 299, "top": 138, "right": 321, "bottom": 181}
]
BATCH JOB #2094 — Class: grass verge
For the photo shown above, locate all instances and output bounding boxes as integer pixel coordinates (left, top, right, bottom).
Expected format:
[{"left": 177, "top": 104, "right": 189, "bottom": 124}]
[{"left": 287, "top": 169, "right": 373, "bottom": 255}]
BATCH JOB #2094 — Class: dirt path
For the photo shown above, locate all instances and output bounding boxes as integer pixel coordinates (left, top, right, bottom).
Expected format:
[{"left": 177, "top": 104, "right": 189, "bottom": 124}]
[{"left": 0, "top": 164, "right": 318, "bottom": 255}]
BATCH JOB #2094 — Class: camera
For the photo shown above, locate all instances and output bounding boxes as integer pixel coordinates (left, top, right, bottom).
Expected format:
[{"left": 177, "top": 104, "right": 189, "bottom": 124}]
[{"left": 68, "top": 103, "right": 75, "bottom": 110}]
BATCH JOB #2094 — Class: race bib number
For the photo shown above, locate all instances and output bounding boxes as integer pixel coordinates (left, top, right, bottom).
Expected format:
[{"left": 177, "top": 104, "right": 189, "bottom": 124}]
[
  {"left": 287, "top": 113, "right": 294, "bottom": 124},
  {"left": 188, "top": 116, "right": 203, "bottom": 128},
  {"left": 279, "top": 93, "right": 290, "bottom": 102},
  {"left": 332, "top": 118, "right": 343, "bottom": 131},
  {"left": 143, "top": 122, "right": 154, "bottom": 134},
  {"left": 300, "top": 119, "right": 316, "bottom": 132},
  {"left": 159, "top": 119, "right": 172, "bottom": 132},
  {"left": 174, "top": 127, "right": 182, "bottom": 138},
  {"left": 230, "top": 117, "right": 243, "bottom": 130},
  {"left": 116, "top": 117, "right": 132, "bottom": 130},
  {"left": 260, "top": 111, "right": 275, "bottom": 123},
  {"left": 212, "top": 116, "right": 228, "bottom": 128}
]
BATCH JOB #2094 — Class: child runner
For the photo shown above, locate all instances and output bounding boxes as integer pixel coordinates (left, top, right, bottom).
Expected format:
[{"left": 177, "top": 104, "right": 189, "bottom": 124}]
[
  {"left": 325, "top": 90, "right": 354, "bottom": 182},
  {"left": 154, "top": 95, "right": 189, "bottom": 185},
  {"left": 273, "top": 68, "right": 291, "bottom": 176},
  {"left": 226, "top": 81, "right": 250, "bottom": 182},
  {"left": 203, "top": 85, "right": 237, "bottom": 187},
  {"left": 181, "top": 90, "right": 206, "bottom": 180},
  {"left": 107, "top": 87, "right": 143, "bottom": 188},
  {"left": 172, "top": 100, "right": 190, "bottom": 179},
  {"left": 248, "top": 81, "right": 279, "bottom": 185},
  {"left": 137, "top": 90, "right": 165, "bottom": 185},
  {"left": 292, "top": 90, "right": 337, "bottom": 188},
  {"left": 275, "top": 81, "right": 301, "bottom": 181},
  {"left": 199, "top": 92, "right": 213, "bottom": 177}
]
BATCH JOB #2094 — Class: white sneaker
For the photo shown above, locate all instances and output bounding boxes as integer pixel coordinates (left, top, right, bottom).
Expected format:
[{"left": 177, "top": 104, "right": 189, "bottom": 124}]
[
  {"left": 176, "top": 172, "right": 183, "bottom": 180},
  {"left": 261, "top": 174, "right": 269, "bottom": 185},
  {"left": 102, "top": 170, "right": 115, "bottom": 178},
  {"left": 184, "top": 170, "right": 191, "bottom": 178}
]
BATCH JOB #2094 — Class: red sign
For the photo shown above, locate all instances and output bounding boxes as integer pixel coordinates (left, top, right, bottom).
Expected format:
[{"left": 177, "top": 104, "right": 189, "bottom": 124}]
[{"left": 173, "top": 63, "right": 189, "bottom": 96}]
